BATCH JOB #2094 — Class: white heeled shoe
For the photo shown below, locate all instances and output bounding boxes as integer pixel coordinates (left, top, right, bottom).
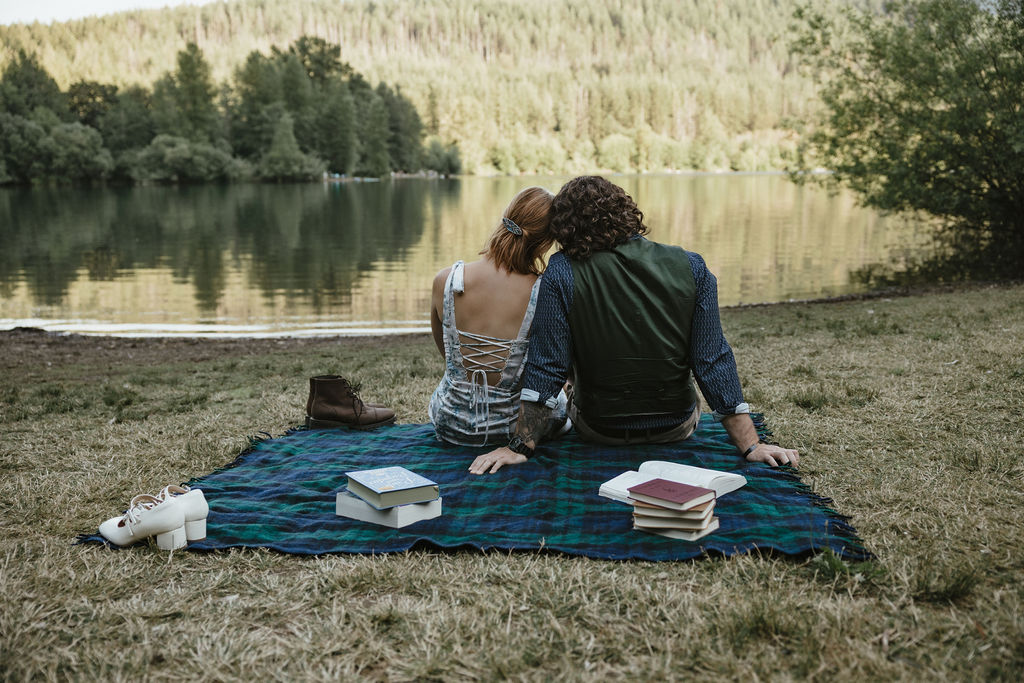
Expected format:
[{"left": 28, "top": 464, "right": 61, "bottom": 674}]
[
  {"left": 157, "top": 485, "right": 209, "bottom": 541},
  {"left": 99, "top": 494, "right": 187, "bottom": 550}
]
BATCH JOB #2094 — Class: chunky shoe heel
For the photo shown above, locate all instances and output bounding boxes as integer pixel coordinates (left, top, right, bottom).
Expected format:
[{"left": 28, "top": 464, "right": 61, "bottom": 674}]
[
  {"left": 184, "top": 518, "right": 207, "bottom": 541},
  {"left": 99, "top": 493, "right": 186, "bottom": 550},
  {"left": 156, "top": 525, "right": 187, "bottom": 550}
]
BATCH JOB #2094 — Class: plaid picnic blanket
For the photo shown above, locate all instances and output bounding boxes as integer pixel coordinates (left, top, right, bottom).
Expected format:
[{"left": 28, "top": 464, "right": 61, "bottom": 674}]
[{"left": 80, "top": 415, "right": 870, "bottom": 561}]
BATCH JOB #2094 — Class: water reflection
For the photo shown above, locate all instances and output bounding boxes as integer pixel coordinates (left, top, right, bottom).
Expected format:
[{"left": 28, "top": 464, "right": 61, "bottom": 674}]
[{"left": 0, "top": 175, "right": 919, "bottom": 335}]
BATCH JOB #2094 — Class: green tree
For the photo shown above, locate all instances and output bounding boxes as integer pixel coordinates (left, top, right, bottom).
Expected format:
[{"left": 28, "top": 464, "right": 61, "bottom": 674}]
[
  {"left": 356, "top": 90, "right": 392, "bottom": 177},
  {"left": 423, "top": 136, "right": 461, "bottom": 176},
  {"left": 45, "top": 122, "right": 114, "bottom": 183},
  {"left": 229, "top": 51, "right": 284, "bottom": 158},
  {"left": 318, "top": 79, "right": 357, "bottom": 175},
  {"left": 259, "top": 112, "right": 325, "bottom": 181},
  {"left": 0, "top": 50, "right": 66, "bottom": 119},
  {"left": 793, "top": 0, "right": 1024, "bottom": 277},
  {"left": 377, "top": 83, "right": 423, "bottom": 173},
  {"left": 289, "top": 35, "right": 352, "bottom": 88},
  {"left": 597, "top": 133, "right": 633, "bottom": 172},
  {"left": 66, "top": 80, "right": 119, "bottom": 128},
  {"left": 98, "top": 86, "right": 155, "bottom": 152},
  {"left": 277, "top": 52, "right": 317, "bottom": 150},
  {"left": 0, "top": 113, "right": 50, "bottom": 183},
  {"left": 151, "top": 43, "right": 220, "bottom": 143}
]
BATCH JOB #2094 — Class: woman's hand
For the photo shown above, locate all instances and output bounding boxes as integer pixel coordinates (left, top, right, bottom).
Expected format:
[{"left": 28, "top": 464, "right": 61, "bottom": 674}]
[{"left": 468, "top": 447, "right": 527, "bottom": 475}]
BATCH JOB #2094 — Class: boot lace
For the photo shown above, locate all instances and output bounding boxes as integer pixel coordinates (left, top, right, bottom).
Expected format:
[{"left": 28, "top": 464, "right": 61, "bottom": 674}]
[{"left": 345, "top": 381, "right": 366, "bottom": 419}]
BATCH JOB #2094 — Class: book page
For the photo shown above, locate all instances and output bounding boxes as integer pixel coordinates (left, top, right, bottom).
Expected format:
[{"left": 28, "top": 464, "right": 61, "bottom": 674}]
[{"left": 637, "top": 461, "right": 746, "bottom": 497}]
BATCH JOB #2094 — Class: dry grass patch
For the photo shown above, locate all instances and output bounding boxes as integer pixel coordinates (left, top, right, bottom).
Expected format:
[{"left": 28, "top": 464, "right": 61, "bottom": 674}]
[{"left": 1, "top": 282, "right": 1023, "bottom": 680}]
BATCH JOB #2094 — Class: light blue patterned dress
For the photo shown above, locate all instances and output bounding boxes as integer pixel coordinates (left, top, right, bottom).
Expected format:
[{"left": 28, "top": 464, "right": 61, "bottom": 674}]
[{"left": 429, "top": 261, "right": 561, "bottom": 446}]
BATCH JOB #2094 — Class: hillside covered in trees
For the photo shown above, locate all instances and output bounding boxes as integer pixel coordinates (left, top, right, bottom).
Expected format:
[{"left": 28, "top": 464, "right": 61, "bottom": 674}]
[{"left": 0, "top": 0, "right": 834, "bottom": 177}]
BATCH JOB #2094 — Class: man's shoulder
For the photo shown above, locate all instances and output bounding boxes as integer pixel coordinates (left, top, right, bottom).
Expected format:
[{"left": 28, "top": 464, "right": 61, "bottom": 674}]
[{"left": 542, "top": 252, "right": 573, "bottom": 281}]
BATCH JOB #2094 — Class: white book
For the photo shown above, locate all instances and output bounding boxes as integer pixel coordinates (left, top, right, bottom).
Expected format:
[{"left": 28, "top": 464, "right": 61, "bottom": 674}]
[
  {"left": 600, "top": 461, "right": 746, "bottom": 504},
  {"left": 335, "top": 489, "right": 442, "bottom": 528},
  {"left": 635, "top": 517, "right": 720, "bottom": 541}
]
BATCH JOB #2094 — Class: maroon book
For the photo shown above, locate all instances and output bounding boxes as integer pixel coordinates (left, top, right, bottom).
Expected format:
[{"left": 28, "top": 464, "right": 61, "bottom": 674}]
[{"left": 627, "top": 478, "right": 716, "bottom": 511}]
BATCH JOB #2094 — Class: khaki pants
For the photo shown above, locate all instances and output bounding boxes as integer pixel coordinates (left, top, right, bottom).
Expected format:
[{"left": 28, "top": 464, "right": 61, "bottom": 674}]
[{"left": 568, "top": 394, "right": 701, "bottom": 446}]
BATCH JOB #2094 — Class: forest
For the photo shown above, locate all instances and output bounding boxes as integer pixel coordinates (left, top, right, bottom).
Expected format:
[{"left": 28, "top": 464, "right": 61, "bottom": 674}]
[
  {"left": 0, "top": 0, "right": 833, "bottom": 182},
  {"left": 0, "top": 37, "right": 458, "bottom": 184}
]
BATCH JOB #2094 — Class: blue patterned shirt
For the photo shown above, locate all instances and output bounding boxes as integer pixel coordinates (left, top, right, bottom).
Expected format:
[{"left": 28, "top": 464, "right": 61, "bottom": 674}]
[{"left": 520, "top": 242, "right": 748, "bottom": 429}]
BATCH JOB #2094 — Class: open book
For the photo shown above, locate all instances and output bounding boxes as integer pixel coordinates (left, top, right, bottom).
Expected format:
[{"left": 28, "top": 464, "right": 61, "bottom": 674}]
[{"left": 599, "top": 461, "right": 746, "bottom": 504}]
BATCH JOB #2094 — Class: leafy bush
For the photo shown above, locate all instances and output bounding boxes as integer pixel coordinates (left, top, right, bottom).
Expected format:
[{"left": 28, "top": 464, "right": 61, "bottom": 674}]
[
  {"left": 134, "top": 134, "right": 250, "bottom": 183},
  {"left": 45, "top": 122, "right": 113, "bottom": 183}
]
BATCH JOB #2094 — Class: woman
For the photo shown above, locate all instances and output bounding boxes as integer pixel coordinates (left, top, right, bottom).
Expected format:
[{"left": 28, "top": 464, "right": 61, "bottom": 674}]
[{"left": 428, "top": 186, "right": 568, "bottom": 446}]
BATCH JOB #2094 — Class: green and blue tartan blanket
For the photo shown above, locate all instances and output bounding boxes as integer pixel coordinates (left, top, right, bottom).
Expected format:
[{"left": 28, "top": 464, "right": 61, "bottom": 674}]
[{"left": 81, "top": 416, "right": 870, "bottom": 561}]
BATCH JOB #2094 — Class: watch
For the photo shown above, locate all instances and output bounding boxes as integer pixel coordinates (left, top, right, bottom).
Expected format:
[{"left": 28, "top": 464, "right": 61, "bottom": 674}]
[{"left": 507, "top": 436, "right": 534, "bottom": 458}]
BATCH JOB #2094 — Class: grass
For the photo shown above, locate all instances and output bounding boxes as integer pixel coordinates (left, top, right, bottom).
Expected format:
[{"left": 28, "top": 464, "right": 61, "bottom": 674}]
[{"left": 1, "top": 282, "right": 1023, "bottom": 680}]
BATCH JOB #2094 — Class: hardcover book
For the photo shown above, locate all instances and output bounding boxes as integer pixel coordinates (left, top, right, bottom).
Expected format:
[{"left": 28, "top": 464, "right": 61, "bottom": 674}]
[
  {"left": 335, "top": 489, "right": 442, "bottom": 528},
  {"left": 632, "top": 511, "right": 718, "bottom": 531},
  {"left": 345, "top": 466, "right": 440, "bottom": 510},
  {"left": 627, "top": 478, "right": 715, "bottom": 511},
  {"left": 635, "top": 517, "right": 720, "bottom": 541},
  {"left": 632, "top": 498, "right": 715, "bottom": 521},
  {"left": 599, "top": 460, "right": 746, "bottom": 503}
]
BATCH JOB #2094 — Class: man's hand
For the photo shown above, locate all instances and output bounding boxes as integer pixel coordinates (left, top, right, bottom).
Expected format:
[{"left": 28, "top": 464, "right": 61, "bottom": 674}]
[
  {"left": 468, "top": 447, "right": 527, "bottom": 475},
  {"left": 746, "top": 443, "right": 800, "bottom": 468}
]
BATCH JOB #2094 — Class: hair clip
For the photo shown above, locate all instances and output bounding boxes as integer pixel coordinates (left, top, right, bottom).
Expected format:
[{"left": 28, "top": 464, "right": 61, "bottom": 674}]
[{"left": 503, "top": 217, "right": 523, "bottom": 236}]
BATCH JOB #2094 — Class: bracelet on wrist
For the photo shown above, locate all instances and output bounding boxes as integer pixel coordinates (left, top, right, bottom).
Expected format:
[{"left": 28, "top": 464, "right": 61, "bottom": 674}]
[{"left": 741, "top": 442, "right": 761, "bottom": 458}]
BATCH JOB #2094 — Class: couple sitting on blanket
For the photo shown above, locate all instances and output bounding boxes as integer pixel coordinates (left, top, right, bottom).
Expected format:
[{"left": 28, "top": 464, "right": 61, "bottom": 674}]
[{"left": 428, "top": 175, "right": 799, "bottom": 474}]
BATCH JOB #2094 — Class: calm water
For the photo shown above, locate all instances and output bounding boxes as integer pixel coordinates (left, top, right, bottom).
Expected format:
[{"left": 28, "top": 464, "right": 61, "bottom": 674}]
[{"left": 0, "top": 175, "right": 919, "bottom": 337}]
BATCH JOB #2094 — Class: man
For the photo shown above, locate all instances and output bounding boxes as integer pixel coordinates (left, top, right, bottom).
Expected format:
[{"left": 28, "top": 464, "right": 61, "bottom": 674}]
[{"left": 469, "top": 176, "right": 798, "bottom": 474}]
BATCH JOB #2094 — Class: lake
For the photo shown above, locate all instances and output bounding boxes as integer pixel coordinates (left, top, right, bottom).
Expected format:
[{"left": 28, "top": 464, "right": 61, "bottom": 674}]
[{"left": 0, "top": 175, "right": 920, "bottom": 337}]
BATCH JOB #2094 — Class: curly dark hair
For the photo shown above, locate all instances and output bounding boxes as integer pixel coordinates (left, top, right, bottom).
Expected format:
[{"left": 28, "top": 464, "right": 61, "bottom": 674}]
[{"left": 548, "top": 176, "right": 648, "bottom": 260}]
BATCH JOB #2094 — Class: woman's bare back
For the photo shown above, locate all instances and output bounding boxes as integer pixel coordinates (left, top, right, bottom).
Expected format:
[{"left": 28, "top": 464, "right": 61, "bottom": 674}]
[{"left": 430, "top": 258, "right": 539, "bottom": 386}]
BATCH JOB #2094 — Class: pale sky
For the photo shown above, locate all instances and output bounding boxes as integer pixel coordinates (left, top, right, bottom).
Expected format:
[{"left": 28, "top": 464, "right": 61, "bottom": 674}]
[{"left": 0, "top": 0, "right": 216, "bottom": 26}]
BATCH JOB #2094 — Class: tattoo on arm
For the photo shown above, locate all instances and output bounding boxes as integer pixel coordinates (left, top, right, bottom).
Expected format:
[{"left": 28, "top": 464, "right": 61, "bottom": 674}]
[{"left": 515, "top": 401, "right": 553, "bottom": 448}]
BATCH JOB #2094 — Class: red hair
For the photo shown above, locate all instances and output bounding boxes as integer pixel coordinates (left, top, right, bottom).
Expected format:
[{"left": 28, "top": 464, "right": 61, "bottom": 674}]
[{"left": 480, "top": 186, "right": 554, "bottom": 275}]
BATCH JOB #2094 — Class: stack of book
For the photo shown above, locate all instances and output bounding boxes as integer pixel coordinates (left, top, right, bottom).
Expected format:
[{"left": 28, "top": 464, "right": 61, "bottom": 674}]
[
  {"left": 627, "top": 478, "right": 719, "bottom": 541},
  {"left": 336, "top": 466, "right": 441, "bottom": 528}
]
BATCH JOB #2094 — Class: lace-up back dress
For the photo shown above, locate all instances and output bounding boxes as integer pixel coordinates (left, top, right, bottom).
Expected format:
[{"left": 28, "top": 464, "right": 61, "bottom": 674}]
[{"left": 428, "top": 260, "right": 543, "bottom": 446}]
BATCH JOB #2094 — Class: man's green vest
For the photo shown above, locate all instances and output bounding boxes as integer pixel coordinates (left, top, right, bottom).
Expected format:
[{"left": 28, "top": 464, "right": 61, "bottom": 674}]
[{"left": 568, "top": 238, "right": 698, "bottom": 421}]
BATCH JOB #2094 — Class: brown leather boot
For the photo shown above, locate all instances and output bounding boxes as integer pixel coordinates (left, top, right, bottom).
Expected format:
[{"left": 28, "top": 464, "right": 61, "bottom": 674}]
[
  {"left": 306, "top": 375, "right": 395, "bottom": 430},
  {"left": 306, "top": 375, "right": 387, "bottom": 416}
]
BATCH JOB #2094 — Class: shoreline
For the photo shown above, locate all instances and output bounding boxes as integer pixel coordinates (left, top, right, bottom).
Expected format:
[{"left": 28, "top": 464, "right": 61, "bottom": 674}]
[{"left": 3, "top": 279, "right": 1018, "bottom": 342}]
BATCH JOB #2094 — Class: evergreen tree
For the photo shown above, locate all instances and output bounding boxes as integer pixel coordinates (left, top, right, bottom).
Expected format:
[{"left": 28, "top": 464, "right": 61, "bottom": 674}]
[
  {"left": 151, "top": 43, "right": 220, "bottom": 143},
  {"left": 0, "top": 50, "right": 67, "bottom": 119},
  {"left": 289, "top": 35, "right": 352, "bottom": 88},
  {"left": 356, "top": 90, "right": 392, "bottom": 177},
  {"left": 318, "top": 79, "right": 357, "bottom": 174},
  {"left": 97, "top": 85, "right": 155, "bottom": 154},
  {"left": 377, "top": 83, "right": 423, "bottom": 173},
  {"left": 229, "top": 51, "right": 284, "bottom": 158},
  {"left": 277, "top": 52, "right": 317, "bottom": 151},
  {"left": 259, "top": 112, "right": 325, "bottom": 181}
]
